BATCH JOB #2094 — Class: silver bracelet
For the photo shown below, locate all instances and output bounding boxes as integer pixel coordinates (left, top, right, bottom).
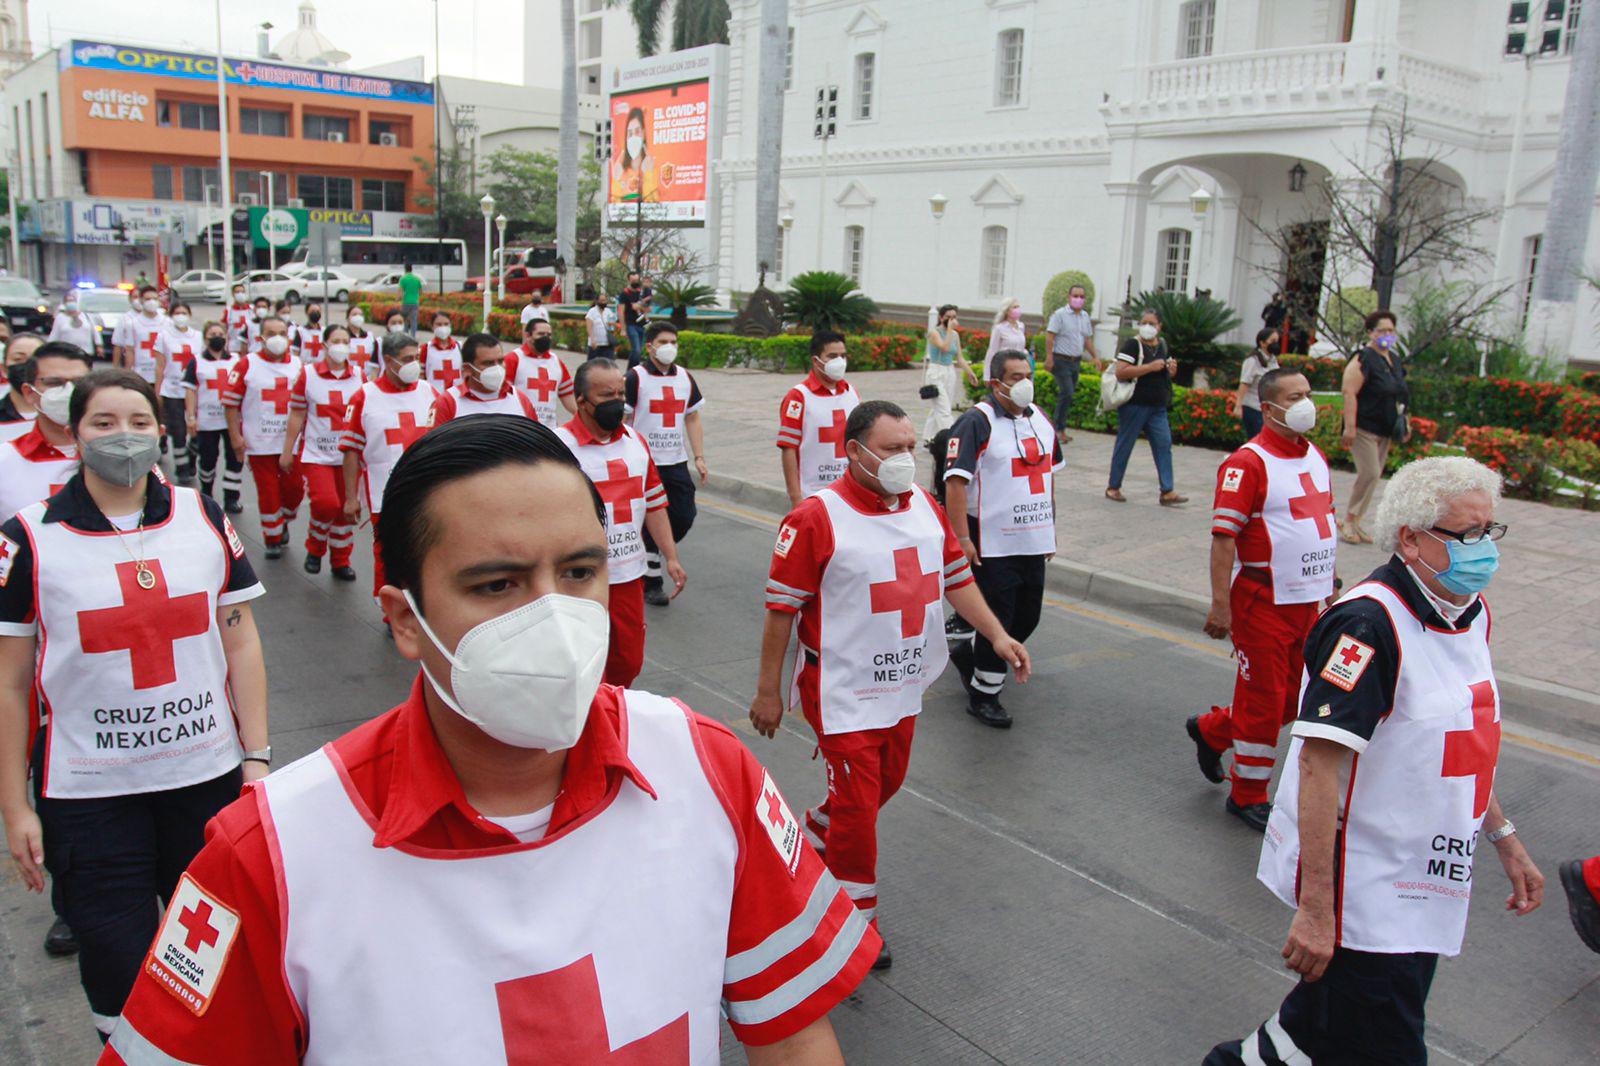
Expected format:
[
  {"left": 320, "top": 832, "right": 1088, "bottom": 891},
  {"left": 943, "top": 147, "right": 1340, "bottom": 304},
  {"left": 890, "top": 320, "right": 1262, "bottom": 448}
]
[
  {"left": 242, "top": 746, "right": 273, "bottom": 765},
  {"left": 1485, "top": 820, "right": 1516, "bottom": 844}
]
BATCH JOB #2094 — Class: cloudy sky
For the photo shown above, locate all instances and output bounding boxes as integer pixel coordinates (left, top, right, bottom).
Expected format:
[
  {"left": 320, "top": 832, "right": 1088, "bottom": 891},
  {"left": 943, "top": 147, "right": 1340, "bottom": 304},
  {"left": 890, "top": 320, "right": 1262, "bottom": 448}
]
[{"left": 32, "top": 0, "right": 529, "bottom": 84}]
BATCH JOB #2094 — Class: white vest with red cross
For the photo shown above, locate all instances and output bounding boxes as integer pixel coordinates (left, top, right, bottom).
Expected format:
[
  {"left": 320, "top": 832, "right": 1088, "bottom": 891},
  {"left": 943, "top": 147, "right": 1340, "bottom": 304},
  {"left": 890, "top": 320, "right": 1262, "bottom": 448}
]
[
  {"left": 442, "top": 384, "right": 535, "bottom": 420},
  {"left": 424, "top": 339, "right": 463, "bottom": 392},
  {"left": 804, "top": 485, "right": 951, "bottom": 735},
  {"left": 629, "top": 365, "right": 696, "bottom": 466},
  {"left": 793, "top": 384, "right": 859, "bottom": 499},
  {"left": 554, "top": 425, "right": 656, "bottom": 584},
  {"left": 0, "top": 433, "right": 76, "bottom": 521},
  {"left": 351, "top": 381, "right": 437, "bottom": 513},
  {"left": 158, "top": 327, "right": 202, "bottom": 400},
  {"left": 191, "top": 356, "right": 237, "bottom": 433},
  {"left": 965, "top": 401, "right": 1058, "bottom": 559},
  {"left": 130, "top": 314, "right": 169, "bottom": 385},
  {"left": 1239, "top": 440, "right": 1337, "bottom": 605},
  {"left": 232, "top": 355, "right": 303, "bottom": 456},
  {"left": 510, "top": 345, "right": 568, "bottom": 425},
  {"left": 225, "top": 303, "right": 252, "bottom": 343},
  {"left": 347, "top": 333, "right": 378, "bottom": 369},
  {"left": 300, "top": 365, "right": 366, "bottom": 466},
  {"left": 1259, "top": 582, "right": 1499, "bottom": 956},
  {"left": 297, "top": 327, "right": 325, "bottom": 364},
  {"left": 13, "top": 488, "right": 243, "bottom": 799},
  {"left": 259, "top": 691, "right": 735, "bottom": 1065}
]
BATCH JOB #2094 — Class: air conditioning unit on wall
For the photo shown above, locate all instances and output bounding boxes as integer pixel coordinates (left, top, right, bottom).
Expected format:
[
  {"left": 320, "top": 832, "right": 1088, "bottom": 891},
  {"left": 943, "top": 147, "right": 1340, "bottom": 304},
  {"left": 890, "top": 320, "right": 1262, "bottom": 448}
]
[
  {"left": 378, "top": 132, "right": 398, "bottom": 147},
  {"left": 326, "top": 131, "right": 346, "bottom": 143},
  {"left": 239, "top": 193, "right": 260, "bottom": 205}
]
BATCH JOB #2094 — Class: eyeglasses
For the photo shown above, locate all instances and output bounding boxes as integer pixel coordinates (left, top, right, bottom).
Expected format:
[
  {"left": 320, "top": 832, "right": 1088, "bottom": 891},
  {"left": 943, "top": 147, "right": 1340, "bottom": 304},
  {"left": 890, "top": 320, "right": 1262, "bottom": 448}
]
[{"left": 1430, "top": 523, "right": 1507, "bottom": 545}]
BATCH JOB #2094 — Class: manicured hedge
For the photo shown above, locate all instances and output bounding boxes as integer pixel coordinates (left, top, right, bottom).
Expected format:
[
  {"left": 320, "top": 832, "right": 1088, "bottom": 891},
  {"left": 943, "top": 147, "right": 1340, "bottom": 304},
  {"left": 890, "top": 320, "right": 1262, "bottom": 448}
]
[
  {"left": 1451, "top": 425, "right": 1600, "bottom": 507},
  {"left": 1406, "top": 374, "right": 1598, "bottom": 437}
]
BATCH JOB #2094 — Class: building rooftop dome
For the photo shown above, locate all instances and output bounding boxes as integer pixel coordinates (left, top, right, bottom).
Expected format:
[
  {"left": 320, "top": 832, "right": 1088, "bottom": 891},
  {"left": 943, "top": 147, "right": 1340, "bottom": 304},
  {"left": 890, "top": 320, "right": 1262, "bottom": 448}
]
[{"left": 271, "top": 1, "right": 350, "bottom": 68}]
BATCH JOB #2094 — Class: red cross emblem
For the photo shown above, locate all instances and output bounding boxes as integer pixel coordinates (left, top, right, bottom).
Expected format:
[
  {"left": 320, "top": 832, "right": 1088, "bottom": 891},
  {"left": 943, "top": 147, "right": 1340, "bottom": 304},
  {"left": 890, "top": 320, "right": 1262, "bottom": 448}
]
[
  {"left": 314, "top": 389, "right": 350, "bottom": 431},
  {"left": 1288, "top": 471, "right": 1335, "bottom": 539},
  {"left": 817, "top": 409, "right": 848, "bottom": 459},
  {"left": 258, "top": 374, "right": 293, "bottom": 415},
  {"left": 302, "top": 334, "right": 323, "bottom": 360},
  {"left": 384, "top": 410, "right": 429, "bottom": 450},
  {"left": 761, "top": 784, "right": 788, "bottom": 832},
  {"left": 76, "top": 560, "right": 210, "bottom": 689},
  {"left": 523, "top": 365, "right": 557, "bottom": 403},
  {"left": 1442, "top": 680, "right": 1501, "bottom": 819},
  {"left": 177, "top": 899, "right": 221, "bottom": 953},
  {"left": 869, "top": 547, "right": 941, "bottom": 639},
  {"left": 497, "top": 955, "right": 689, "bottom": 1064},
  {"left": 432, "top": 357, "right": 461, "bottom": 391},
  {"left": 1011, "top": 436, "right": 1051, "bottom": 495},
  {"left": 203, "top": 371, "right": 228, "bottom": 398},
  {"left": 596, "top": 458, "right": 644, "bottom": 524},
  {"left": 648, "top": 386, "right": 687, "bottom": 428},
  {"left": 137, "top": 332, "right": 160, "bottom": 363},
  {"left": 171, "top": 343, "right": 194, "bottom": 367}
]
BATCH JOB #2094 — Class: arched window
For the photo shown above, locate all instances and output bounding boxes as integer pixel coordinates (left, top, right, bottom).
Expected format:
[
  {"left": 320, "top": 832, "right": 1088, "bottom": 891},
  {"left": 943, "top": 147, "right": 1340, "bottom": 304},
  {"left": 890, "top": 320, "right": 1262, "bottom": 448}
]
[
  {"left": 981, "top": 226, "right": 1009, "bottom": 297},
  {"left": 1158, "top": 228, "right": 1192, "bottom": 293},
  {"left": 844, "top": 225, "right": 865, "bottom": 284},
  {"left": 995, "top": 29, "right": 1025, "bottom": 107}
]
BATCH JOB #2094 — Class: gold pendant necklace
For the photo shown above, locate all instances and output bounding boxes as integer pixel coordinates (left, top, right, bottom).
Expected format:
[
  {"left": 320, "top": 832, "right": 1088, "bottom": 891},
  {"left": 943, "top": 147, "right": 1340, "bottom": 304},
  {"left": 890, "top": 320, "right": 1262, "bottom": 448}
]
[{"left": 109, "top": 514, "right": 155, "bottom": 588}]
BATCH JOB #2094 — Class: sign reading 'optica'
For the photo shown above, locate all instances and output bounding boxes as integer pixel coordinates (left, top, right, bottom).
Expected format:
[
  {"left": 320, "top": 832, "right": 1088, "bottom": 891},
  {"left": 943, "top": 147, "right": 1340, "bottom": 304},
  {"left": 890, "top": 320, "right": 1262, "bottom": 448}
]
[{"left": 63, "top": 40, "right": 434, "bottom": 105}]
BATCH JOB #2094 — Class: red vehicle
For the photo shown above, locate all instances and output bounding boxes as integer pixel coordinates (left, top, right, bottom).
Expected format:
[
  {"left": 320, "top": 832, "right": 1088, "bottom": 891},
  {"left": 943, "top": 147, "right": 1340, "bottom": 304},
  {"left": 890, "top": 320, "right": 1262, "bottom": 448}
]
[{"left": 463, "top": 264, "right": 559, "bottom": 296}]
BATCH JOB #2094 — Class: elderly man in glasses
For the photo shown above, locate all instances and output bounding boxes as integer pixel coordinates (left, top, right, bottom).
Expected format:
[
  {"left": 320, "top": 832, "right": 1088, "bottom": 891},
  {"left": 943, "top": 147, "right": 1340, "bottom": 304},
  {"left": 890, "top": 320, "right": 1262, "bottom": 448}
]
[{"left": 1206, "top": 455, "right": 1543, "bottom": 1066}]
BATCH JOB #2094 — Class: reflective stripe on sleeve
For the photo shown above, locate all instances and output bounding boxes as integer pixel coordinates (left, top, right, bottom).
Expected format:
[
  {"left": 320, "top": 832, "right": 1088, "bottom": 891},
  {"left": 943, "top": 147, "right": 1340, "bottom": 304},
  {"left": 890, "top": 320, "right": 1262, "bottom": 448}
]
[
  {"left": 722, "top": 906, "right": 871, "bottom": 1027},
  {"left": 765, "top": 592, "right": 807, "bottom": 610},
  {"left": 107, "top": 1019, "right": 206, "bottom": 1066},
  {"left": 766, "top": 579, "right": 813, "bottom": 601},
  {"left": 723, "top": 871, "right": 843, "bottom": 984},
  {"left": 1214, "top": 508, "right": 1250, "bottom": 523}
]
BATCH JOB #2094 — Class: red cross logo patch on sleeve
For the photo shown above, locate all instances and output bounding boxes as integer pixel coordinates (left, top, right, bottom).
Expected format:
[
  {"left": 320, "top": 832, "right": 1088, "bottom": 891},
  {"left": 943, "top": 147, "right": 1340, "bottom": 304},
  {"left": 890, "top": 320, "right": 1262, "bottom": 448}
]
[
  {"left": 145, "top": 873, "right": 241, "bottom": 1017},
  {"left": 774, "top": 523, "right": 797, "bottom": 559},
  {"left": 946, "top": 436, "right": 961, "bottom": 461},
  {"left": 1319, "top": 633, "right": 1374, "bottom": 692},
  {"left": 1222, "top": 467, "right": 1244, "bottom": 493},
  {"left": 785, "top": 398, "right": 803, "bottom": 420},
  {"left": 223, "top": 517, "right": 245, "bottom": 559},
  {"left": 0, "top": 533, "right": 16, "bottom": 587},
  {"left": 755, "top": 769, "right": 801, "bottom": 875}
]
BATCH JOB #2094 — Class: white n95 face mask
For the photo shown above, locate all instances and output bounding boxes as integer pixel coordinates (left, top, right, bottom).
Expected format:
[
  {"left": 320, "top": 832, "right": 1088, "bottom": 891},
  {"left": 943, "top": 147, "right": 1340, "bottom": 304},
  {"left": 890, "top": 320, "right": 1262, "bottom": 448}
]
[
  {"left": 1008, "top": 377, "right": 1035, "bottom": 408},
  {"left": 822, "top": 355, "right": 848, "bottom": 381},
  {"left": 404, "top": 590, "right": 610, "bottom": 751},
  {"left": 862, "top": 445, "right": 917, "bottom": 495},
  {"left": 1275, "top": 397, "right": 1318, "bottom": 434},
  {"left": 475, "top": 364, "right": 506, "bottom": 393}
]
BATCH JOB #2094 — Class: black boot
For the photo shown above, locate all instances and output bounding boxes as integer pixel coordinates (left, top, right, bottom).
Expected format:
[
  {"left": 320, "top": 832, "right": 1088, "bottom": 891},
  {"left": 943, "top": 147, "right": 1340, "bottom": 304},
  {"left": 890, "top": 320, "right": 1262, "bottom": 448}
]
[
  {"left": 1226, "top": 797, "right": 1272, "bottom": 833},
  {"left": 43, "top": 918, "right": 78, "bottom": 957},
  {"left": 966, "top": 693, "right": 1012, "bottom": 729},
  {"left": 224, "top": 494, "right": 244, "bottom": 515},
  {"left": 332, "top": 565, "right": 358, "bottom": 582},
  {"left": 264, "top": 541, "right": 284, "bottom": 560},
  {"left": 303, "top": 554, "right": 323, "bottom": 574},
  {"left": 949, "top": 640, "right": 976, "bottom": 695},
  {"left": 643, "top": 576, "right": 670, "bottom": 607},
  {"left": 1186, "top": 715, "right": 1226, "bottom": 784},
  {"left": 1560, "top": 860, "right": 1600, "bottom": 954}
]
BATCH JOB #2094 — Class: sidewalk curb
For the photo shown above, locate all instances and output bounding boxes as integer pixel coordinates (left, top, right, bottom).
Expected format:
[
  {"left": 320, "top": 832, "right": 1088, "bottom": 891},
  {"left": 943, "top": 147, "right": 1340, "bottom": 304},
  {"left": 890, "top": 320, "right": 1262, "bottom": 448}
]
[{"left": 700, "top": 472, "right": 1600, "bottom": 748}]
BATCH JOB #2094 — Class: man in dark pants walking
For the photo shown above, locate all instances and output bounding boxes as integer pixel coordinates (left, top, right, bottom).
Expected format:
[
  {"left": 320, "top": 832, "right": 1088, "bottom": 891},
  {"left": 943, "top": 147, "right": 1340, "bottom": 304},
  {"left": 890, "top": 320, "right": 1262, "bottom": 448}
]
[{"left": 942, "top": 350, "right": 1062, "bottom": 728}]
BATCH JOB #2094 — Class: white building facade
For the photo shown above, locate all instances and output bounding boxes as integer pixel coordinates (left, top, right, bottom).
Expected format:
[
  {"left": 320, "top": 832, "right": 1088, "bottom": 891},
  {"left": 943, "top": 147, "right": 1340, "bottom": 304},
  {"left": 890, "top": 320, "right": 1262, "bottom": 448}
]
[{"left": 714, "top": 0, "right": 1599, "bottom": 358}]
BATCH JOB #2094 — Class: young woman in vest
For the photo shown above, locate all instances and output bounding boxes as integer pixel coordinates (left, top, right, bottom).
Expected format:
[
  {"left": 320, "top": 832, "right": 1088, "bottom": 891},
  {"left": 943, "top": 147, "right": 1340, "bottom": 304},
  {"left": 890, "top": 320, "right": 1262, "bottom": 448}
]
[
  {"left": 423, "top": 310, "right": 463, "bottom": 393},
  {"left": 0, "top": 368, "right": 270, "bottom": 1043},
  {"left": 154, "top": 301, "right": 203, "bottom": 483},
  {"left": 183, "top": 322, "right": 244, "bottom": 514},
  {"left": 345, "top": 307, "right": 377, "bottom": 368},
  {"left": 283, "top": 323, "right": 365, "bottom": 581}
]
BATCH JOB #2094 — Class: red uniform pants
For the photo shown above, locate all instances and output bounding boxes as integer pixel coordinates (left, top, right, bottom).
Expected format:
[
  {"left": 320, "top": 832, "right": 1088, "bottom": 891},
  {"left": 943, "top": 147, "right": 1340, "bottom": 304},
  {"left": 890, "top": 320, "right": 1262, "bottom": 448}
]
[
  {"left": 301, "top": 462, "right": 354, "bottom": 567},
  {"left": 1585, "top": 857, "right": 1600, "bottom": 903},
  {"left": 246, "top": 454, "right": 304, "bottom": 546},
  {"left": 1196, "top": 576, "right": 1320, "bottom": 805},
  {"left": 602, "top": 577, "right": 646, "bottom": 687},
  {"left": 370, "top": 511, "right": 386, "bottom": 601},
  {"left": 796, "top": 659, "right": 916, "bottom": 923}
]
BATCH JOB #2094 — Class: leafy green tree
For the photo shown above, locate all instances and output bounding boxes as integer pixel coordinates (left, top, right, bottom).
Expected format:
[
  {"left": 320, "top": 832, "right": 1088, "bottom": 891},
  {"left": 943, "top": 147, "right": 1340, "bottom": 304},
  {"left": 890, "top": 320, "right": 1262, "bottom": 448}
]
[
  {"left": 1118, "top": 290, "right": 1241, "bottom": 355},
  {"left": 1041, "top": 270, "right": 1096, "bottom": 318},
  {"left": 783, "top": 271, "right": 879, "bottom": 333},
  {"left": 609, "top": 0, "right": 730, "bottom": 56},
  {"left": 412, "top": 147, "right": 479, "bottom": 239},
  {"left": 483, "top": 147, "right": 561, "bottom": 239}
]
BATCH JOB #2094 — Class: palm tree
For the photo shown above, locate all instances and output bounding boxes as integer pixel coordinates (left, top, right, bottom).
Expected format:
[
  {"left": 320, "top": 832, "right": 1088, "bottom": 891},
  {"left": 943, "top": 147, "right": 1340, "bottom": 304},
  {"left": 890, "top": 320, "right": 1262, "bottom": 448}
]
[
  {"left": 609, "top": 0, "right": 731, "bottom": 56},
  {"left": 557, "top": 0, "right": 579, "bottom": 302},
  {"left": 754, "top": 0, "right": 787, "bottom": 287}
]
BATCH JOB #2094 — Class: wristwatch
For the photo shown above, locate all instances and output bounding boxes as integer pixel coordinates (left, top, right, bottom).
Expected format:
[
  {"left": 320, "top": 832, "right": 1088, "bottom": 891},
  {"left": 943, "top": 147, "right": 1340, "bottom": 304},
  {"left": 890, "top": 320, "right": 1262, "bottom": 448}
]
[
  {"left": 243, "top": 746, "right": 273, "bottom": 765},
  {"left": 1485, "top": 820, "right": 1516, "bottom": 843}
]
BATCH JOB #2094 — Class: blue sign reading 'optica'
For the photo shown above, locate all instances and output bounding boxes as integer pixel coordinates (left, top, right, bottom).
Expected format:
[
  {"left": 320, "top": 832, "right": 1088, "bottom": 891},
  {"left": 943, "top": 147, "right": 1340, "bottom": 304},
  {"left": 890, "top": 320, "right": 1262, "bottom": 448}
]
[{"left": 65, "top": 40, "right": 434, "bottom": 105}]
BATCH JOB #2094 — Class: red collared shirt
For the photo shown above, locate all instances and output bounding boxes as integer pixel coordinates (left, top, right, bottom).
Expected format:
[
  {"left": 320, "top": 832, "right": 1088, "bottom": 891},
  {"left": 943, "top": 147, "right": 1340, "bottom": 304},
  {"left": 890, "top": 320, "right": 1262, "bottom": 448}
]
[
  {"left": 776, "top": 371, "right": 854, "bottom": 451},
  {"left": 1211, "top": 425, "right": 1313, "bottom": 564}
]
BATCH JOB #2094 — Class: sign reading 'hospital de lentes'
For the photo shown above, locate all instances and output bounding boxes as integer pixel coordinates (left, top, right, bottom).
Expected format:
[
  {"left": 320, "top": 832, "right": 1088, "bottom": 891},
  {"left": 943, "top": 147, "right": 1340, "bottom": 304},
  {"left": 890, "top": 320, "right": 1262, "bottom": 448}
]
[{"left": 62, "top": 40, "right": 434, "bottom": 105}]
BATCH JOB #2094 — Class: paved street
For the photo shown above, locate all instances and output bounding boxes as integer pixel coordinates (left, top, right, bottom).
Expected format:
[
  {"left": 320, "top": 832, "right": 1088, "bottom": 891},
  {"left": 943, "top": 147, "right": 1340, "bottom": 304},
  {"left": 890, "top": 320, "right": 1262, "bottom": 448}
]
[{"left": 1, "top": 468, "right": 1596, "bottom": 1062}]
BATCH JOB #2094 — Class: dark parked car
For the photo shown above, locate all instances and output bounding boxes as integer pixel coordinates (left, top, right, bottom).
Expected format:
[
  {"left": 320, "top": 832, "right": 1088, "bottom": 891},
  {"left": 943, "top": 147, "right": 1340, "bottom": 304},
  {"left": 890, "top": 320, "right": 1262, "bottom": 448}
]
[{"left": 0, "top": 277, "right": 53, "bottom": 333}]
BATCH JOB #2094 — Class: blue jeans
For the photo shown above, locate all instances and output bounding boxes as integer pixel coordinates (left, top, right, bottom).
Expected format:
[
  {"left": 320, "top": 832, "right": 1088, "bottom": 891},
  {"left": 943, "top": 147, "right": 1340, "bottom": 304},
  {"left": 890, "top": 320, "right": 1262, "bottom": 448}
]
[
  {"left": 1050, "top": 359, "right": 1081, "bottom": 432},
  {"left": 1240, "top": 406, "right": 1264, "bottom": 440},
  {"left": 1108, "top": 404, "right": 1174, "bottom": 493},
  {"left": 626, "top": 324, "right": 645, "bottom": 366}
]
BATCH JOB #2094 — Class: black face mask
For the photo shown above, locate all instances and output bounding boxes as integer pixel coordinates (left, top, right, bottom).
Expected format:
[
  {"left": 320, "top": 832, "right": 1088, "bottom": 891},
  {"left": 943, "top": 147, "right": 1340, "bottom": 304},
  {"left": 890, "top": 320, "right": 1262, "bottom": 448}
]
[
  {"left": 532, "top": 336, "right": 553, "bottom": 353},
  {"left": 206, "top": 335, "right": 228, "bottom": 354},
  {"left": 5, "top": 362, "right": 24, "bottom": 390},
  {"left": 307, "top": 311, "right": 321, "bottom": 323},
  {"left": 592, "top": 398, "right": 626, "bottom": 432}
]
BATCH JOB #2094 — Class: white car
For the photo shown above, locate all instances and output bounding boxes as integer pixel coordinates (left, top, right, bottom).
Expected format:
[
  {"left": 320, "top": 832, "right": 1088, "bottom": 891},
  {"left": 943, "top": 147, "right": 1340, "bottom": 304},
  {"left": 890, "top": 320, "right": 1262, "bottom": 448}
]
[
  {"left": 169, "top": 269, "right": 230, "bottom": 303},
  {"left": 365, "top": 270, "right": 403, "bottom": 295},
  {"left": 233, "top": 269, "right": 358, "bottom": 305}
]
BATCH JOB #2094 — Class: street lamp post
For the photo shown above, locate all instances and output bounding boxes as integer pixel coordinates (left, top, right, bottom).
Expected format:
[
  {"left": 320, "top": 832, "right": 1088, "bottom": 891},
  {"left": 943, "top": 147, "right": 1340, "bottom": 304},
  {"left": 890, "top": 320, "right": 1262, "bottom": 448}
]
[
  {"left": 214, "top": 0, "right": 235, "bottom": 289},
  {"left": 479, "top": 193, "right": 495, "bottom": 330},
  {"left": 495, "top": 213, "right": 507, "bottom": 302},
  {"left": 1188, "top": 186, "right": 1212, "bottom": 296},
  {"left": 203, "top": 185, "right": 217, "bottom": 272},
  {"left": 779, "top": 212, "right": 794, "bottom": 283},
  {"left": 928, "top": 192, "right": 948, "bottom": 302},
  {"left": 261, "top": 171, "right": 276, "bottom": 274}
]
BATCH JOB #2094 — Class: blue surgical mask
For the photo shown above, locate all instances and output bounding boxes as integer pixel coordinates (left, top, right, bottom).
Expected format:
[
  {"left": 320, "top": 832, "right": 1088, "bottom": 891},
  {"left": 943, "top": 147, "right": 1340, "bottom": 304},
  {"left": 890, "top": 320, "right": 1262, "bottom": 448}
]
[
  {"left": 1375, "top": 334, "right": 1398, "bottom": 350},
  {"left": 1423, "top": 533, "right": 1499, "bottom": 595}
]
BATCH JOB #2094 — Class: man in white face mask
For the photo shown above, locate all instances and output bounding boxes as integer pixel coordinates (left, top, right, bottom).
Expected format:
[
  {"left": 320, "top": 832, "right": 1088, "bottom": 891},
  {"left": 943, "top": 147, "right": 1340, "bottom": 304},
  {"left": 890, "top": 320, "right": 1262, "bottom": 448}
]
[
  {"left": 0, "top": 343, "right": 91, "bottom": 521},
  {"left": 1190, "top": 369, "right": 1341, "bottom": 833},
  {"left": 777, "top": 331, "right": 860, "bottom": 509},
  {"left": 752, "top": 399, "right": 1029, "bottom": 971},
  {"left": 625, "top": 322, "right": 707, "bottom": 607},
  {"left": 108, "top": 416, "right": 881, "bottom": 1063},
  {"left": 431, "top": 333, "right": 541, "bottom": 424},
  {"left": 941, "top": 350, "right": 1061, "bottom": 729}
]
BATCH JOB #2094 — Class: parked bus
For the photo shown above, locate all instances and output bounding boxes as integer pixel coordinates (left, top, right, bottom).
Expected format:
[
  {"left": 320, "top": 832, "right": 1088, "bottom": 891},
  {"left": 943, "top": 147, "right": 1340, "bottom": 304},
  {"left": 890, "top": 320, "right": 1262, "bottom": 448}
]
[{"left": 287, "top": 236, "right": 467, "bottom": 291}]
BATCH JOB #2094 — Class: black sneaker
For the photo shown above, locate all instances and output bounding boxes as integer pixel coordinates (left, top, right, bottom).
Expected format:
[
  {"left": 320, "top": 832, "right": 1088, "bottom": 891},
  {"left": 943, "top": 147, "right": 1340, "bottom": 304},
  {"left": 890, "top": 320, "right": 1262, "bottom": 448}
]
[
  {"left": 944, "top": 614, "right": 975, "bottom": 640},
  {"left": 949, "top": 640, "right": 976, "bottom": 695},
  {"left": 643, "top": 578, "right": 670, "bottom": 607},
  {"left": 264, "top": 542, "right": 284, "bottom": 560},
  {"left": 966, "top": 694, "right": 1012, "bottom": 729},
  {"left": 43, "top": 918, "right": 78, "bottom": 958},
  {"left": 1226, "top": 797, "right": 1272, "bottom": 833},
  {"left": 872, "top": 935, "right": 892, "bottom": 971},
  {"left": 303, "top": 554, "right": 323, "bottom": 574},
  {"left": 1559, "top": 860, "right": 1600, "bottom": 954},
  {"left": 1186, "top": 715, "right": 1226, "bottom": 784},
  {"left": 331, "top": 566, "right": 358, "bottom": 582},
  {"left": 224, "top": 497, "right": 244, "bottom": 515}
]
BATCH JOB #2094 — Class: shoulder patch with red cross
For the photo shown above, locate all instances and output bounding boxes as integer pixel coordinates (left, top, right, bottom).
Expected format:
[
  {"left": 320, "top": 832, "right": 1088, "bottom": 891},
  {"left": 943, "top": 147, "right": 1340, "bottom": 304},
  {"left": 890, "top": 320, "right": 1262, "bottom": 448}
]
[
  {"left": 946, "top": 436, "right": 961, "bottom": 461},
  {"left": 0, "top": 533, "right": 16, "bottom": 587},
  {"left": 785, "top": 397, "right": 803, "bottom": 420},
  {"left": 1221, "top": 466, "right": 1244, "bottom": 493},
  {"left": 144, "top": 873, "right": 242, "bottom": 1017},
  {"left": 1320, "top": 633, "right": 1375, "bottom": 692},
  {"left": 774, "top": 523, "right": 798, "bottom": 559},
  {"left": 755, "top": 769, "right": 802, "bottom": 876}
]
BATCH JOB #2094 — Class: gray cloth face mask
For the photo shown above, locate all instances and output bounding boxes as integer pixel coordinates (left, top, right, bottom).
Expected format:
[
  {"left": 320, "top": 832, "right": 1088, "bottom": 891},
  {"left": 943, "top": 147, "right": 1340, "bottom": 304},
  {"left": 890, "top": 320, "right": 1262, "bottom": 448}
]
[{"left": 81, "top": 432, "right": 162, "bottom": 487}]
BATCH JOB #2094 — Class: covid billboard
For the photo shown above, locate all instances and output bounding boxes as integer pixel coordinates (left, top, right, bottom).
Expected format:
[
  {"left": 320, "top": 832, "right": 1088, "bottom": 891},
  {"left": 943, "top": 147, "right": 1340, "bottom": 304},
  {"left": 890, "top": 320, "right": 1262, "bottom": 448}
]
[{"left": 606, "top": 78, "right": 710, "bottom": 224}]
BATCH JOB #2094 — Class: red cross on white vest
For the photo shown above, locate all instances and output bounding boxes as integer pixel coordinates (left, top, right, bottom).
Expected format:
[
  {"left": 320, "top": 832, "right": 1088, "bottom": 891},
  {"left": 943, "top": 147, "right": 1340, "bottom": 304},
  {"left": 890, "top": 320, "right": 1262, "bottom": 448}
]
[
  {"left": 1011, "top": 436, "right": 1050, "bottom": 495},
  {"left": 137, "top": 332, "right": 160, "bottom": 361},
  {"left": 258, "top": 374, "right": 293, "bottom": 415},
  {"left": 497, "top": 954, "right": 689, "bottom": 1064},
  {"left": 1441, "top": 680, "right": 1501, "bottom": 819},
  {"left": 203, "top": 372, "right": 228, "bottom": 398},
  {"left": 315, "top": 390, "right": 350, "bottom": 430},
  {"left": 596, "top": 458, "right": 644, "bottom": 524},
  {"left": 1288, "top": 471, "right": 1335, "bottom": 539},
  {"left": 648, "top": 386, "right": 687, "bottom": 428},
  {"left": 432, "top": 357, "right": 461, "bottom": 391},
  {"left": 817, "top": 409, "right": 848, "bottom": 459},
  {"left": 523, "top": 365, "right": 557, "bottom": 403},
  {"left": 384, "top": 410, "right": 429, "bottom": 450},
  {"left": 76, "top": 560, "right": 210, "bottom": 689},
  {"left": 869, "top": 547, "right": 941, "bottom": 639}
]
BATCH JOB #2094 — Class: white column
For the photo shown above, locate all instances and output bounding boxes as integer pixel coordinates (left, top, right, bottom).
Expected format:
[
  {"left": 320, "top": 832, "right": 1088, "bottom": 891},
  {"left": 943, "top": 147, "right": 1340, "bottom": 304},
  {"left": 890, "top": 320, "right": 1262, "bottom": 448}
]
[{"left": 1102, "top": 180, "right": 1152, "bottom": 350}]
